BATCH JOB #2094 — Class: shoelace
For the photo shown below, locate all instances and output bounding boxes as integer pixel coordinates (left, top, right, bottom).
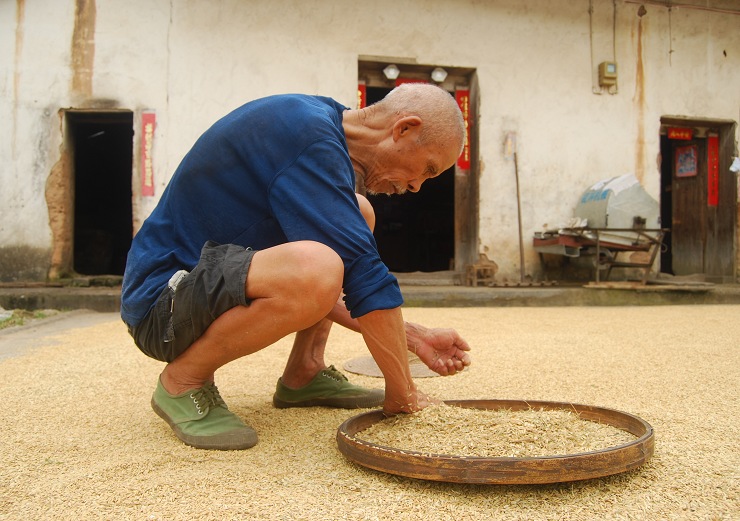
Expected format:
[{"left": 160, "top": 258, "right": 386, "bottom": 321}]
[
  {"left": 189, "top": 383, "right": 227, "bottom": 415},
  {"left": 324, "top": 365, "right": 348, "bottom": 382}
]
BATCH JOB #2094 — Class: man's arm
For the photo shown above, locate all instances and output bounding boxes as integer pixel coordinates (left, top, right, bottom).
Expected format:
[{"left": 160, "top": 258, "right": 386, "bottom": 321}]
[
  {"left": 327, "top": 300, "right": 360, "bottom": 332},
  {"left": 356, "top": 307, "right": 428, "bottom": 413},
  {"left": 327, "top": 300, "right": 472, "bottom": 378}
]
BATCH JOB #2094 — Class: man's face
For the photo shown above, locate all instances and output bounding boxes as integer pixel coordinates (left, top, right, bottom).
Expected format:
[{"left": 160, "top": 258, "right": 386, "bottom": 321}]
[{"left": 364, "top": 139, "right": 459, "bottom": 196}]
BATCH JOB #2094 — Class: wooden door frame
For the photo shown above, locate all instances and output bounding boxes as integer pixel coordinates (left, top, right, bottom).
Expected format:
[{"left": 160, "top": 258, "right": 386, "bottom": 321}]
[
  {"left": 357, "top": 58, "right": 479, "bottom": 274},
  {"left": 660, "top": 117, "right": 738, "bottom": 282}
]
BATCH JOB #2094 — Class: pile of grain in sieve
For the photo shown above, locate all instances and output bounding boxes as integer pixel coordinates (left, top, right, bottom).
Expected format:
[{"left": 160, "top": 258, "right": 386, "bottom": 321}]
[{"left": 356, "top": 404, "right": 636, "bottom": 458}]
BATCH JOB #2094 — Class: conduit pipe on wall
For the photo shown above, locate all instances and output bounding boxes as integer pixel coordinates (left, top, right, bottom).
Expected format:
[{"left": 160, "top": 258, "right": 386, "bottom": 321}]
[{"left": 589, "top": 0, "right": 618, "bottom": 95}]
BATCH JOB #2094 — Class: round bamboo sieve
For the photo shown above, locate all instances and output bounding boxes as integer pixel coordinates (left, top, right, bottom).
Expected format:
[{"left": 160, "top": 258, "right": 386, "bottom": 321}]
[{"left": 336, "top": 399, "right": 654, "bottom": 485}]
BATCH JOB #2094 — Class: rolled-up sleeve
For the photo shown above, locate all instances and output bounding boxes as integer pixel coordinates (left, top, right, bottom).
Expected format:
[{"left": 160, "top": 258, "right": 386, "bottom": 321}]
[{"left": 342, "top": 253, "right": 403, "bottom": 318}]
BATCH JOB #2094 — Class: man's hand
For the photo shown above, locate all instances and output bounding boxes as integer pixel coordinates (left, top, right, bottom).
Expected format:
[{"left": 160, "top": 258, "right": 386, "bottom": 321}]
[
  {"left": 406, "top": 323, "right": 471, "bottom": 376},
  {"left": 383, "top": 388, "right": 440, "bottom": 415}
]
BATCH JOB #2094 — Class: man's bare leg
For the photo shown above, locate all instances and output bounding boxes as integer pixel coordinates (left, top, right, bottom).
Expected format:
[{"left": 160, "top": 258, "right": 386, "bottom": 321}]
[
  {"left": 278, "top": 193, "right": 374, "bottom": 389},
  {"left": 272, "top": 193, "right": 383, "bottom": 406},
  {"left": 149, "top": 241, "right": 343, "bottom": 450},
  {"left": 279, "top": 299, "right": 363, "bottom": 388},
  {"left": 160, "top": 241, "right": 344, "bottom": 395},
  {"left": 279, "top": 319, "right": 333, "bottom": 388}
]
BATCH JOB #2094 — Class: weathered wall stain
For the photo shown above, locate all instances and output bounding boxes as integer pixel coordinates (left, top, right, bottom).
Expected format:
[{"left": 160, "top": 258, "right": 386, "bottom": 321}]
[
  {"left": 0, "top": 245, "right": 51, "bottom": 282},
  {"left": 634, "top": 12, "right": 646, "bottom": 186},
  {"left": 41, "top": 0, "right": 97, "bottom": 280},
  {"left": 45, "top": 112, "right": 74, "bottom": 280},
  {"left": 71, "top": 0, "right": 96, "bottom": 96},
  {"left": 13, "top": 0, "right": 25, "bottom": 159}
]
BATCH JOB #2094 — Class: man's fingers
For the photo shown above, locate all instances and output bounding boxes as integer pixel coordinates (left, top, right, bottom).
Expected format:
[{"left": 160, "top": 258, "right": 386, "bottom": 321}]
[
  {"left": 430, "top": 355, "right": 469, "bottom": 376},
  {"left": 456, "top": 339, "right": 472, "bottom": 352},
  {"left": 433, "top": 360, "right": 450, "bottom": 376}
]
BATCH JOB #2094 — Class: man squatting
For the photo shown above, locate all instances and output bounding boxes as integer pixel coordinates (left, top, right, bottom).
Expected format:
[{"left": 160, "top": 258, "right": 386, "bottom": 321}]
[{"left": 121, "top": 83, "right": 472, "bottom": 450}]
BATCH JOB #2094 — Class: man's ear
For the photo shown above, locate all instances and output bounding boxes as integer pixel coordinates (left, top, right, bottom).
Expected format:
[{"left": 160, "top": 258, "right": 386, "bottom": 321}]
[{"left": 392, "top": 115, "right": 423, "bottom": 142}]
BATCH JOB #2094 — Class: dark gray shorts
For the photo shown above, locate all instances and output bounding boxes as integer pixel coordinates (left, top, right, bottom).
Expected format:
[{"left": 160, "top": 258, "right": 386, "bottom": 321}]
[{"left": 129, "top": 241, "right": 256, "bottom": 362}]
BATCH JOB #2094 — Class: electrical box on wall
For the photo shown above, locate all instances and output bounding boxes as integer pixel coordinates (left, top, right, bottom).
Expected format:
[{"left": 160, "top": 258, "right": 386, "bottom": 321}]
[{"left": 598, "top": 61, "right": 618, "bottom": 87}]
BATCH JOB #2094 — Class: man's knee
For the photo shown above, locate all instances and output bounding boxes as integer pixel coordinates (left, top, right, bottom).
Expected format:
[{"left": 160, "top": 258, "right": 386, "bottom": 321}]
[
  {"left": 282, "top": 241, "right": 344, "bottom": 307},
  {"left": 356, "top": 194, "right": 375, "bottom": 232},
  {"left": 300, "top": 241, "right": 343, "bottom": 282}
]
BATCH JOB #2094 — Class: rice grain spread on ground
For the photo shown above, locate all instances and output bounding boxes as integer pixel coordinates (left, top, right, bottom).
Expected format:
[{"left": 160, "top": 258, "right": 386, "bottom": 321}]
[{"left": 1, "top": 305, "right": 738, "bottom": 520}]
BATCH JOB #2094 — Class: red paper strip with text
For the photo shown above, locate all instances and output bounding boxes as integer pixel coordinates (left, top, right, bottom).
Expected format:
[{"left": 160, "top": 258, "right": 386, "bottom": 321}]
[
  {"left": 456, "top": 90, "right": 470, "bottom": 169},
  {"left": 707, "top": 135, "right": 719, "bottom": 207},
  {"left": 141, "top": 112, "right": 156, "bottom": 197}
]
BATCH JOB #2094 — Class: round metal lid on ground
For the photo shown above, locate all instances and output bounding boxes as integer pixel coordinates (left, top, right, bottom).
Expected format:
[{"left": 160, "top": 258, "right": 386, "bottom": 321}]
[
  {"left": 336, "top": 399, "right": 654, "bottom": 485},
  {"left": 343, "top": 354, "right": 440, "bottom": 378}
]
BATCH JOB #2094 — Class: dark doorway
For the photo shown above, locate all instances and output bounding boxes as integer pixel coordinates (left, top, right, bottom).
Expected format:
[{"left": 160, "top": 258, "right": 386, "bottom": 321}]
[
  {"left": 68, "top": 111, "right": 133, "bottom": 276},
  {"left": 365, "top": 86, "right": 455, "bottom": 272},
  {"left": 659, "top": 133, "right": 674, "bottom": 274}
]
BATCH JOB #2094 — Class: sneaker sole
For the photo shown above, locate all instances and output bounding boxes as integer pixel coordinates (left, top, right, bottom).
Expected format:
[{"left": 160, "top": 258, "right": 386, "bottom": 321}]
[
  {"left": 151, "top": 398, "right": 258, "bottom": 450},
  {"left": 272, "top": 390, "right": 384, "bottom": 409}
]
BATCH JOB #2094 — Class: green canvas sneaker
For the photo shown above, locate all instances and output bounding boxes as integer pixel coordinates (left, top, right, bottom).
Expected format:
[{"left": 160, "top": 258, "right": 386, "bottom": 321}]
[
  {"left": 272, "top": 365, "right": 384, "bottom": 409},
  {"left": 151, "top": 378, "right": 258, "bottom": 450}
]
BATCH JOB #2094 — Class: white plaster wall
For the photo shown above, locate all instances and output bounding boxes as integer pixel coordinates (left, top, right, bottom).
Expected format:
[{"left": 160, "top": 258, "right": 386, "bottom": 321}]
[
  {"left": 92, "top": 0, "right": 171, "bottom": 224},
  {"left": 2, "top": 0, "right": 738, "bottom": 281},
  {"left": 0, "top": 0, "right": 75, "bottom": 247}
]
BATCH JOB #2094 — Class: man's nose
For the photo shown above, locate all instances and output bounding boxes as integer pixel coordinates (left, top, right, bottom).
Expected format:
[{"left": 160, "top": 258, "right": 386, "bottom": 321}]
[{"left": 407, "top": 178, "right": 423, "bottom": 193}]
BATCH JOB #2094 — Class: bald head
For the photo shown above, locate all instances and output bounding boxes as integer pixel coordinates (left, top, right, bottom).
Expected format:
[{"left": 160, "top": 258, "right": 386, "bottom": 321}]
[{"left": 372, "top": 83, "right": 466, "bottom": 156}]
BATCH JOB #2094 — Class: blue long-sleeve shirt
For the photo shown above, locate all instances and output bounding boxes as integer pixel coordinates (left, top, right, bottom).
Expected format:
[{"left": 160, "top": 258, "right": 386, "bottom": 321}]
[{"left": 121, "top": 94, "right": 402, "bottom": 327}]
